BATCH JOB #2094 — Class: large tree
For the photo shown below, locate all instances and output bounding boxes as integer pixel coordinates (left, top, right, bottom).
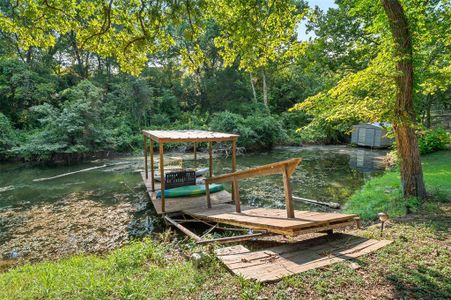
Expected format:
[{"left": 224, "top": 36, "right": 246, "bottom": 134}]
[
  {"left": 0, "top": 0, "right": 437, "bottom": 200},
  {"left": 292, "top": 0, "right": 438, "bottom": 200},
  {"left": 381, "top": 0, "right": 426, "bottom": 199}
]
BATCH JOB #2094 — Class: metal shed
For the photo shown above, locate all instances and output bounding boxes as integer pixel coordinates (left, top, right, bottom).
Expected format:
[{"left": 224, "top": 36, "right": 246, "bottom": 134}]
[{"left": 351, "top": 123, "right": 394, "bottom": 148}]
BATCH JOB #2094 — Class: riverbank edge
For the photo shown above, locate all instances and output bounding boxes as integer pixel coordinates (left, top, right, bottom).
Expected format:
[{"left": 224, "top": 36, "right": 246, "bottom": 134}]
[
  {"left": 0, "top": 152, "right": 449, "bottom": 299},
  {"left": 0, "top": 202, "right": 449, "bottom": 299},
  {"left": 344, "top": 150, "right": 451, "bottom": 220}
]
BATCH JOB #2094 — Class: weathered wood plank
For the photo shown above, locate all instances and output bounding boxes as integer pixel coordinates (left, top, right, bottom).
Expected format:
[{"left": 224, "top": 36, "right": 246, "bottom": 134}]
[
  {"left": 164, "top": 215, "right": 202, "bottom": 242},
  {"left": 205, "top": 158, "right": 302, "bottom": 184},
  {"left": 183, "top": 204, "right": 357, "bottom": 236},
  {"left": 159, "top": 143, "right": 165, "bottom": 213},
  {"left": 216, "top": 233, "right": 392, "bottom": 282},
  {"left": 143, "top": 130, "right": 239, "bottom": 143}
]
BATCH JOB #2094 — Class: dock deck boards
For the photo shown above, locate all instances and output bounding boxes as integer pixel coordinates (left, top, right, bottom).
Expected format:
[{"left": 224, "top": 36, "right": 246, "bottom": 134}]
[
  {"left": 216, "top": 233, "right": 392, "bottom": 282},
  {"left": 183, "top": 204, "right": 357, "bottom": 236},
  {"left": 142, "top": 172, "right": 357, "bottom": 236},
  {"left": 141, "top": 172, "right": 232, "bottom": 214}
]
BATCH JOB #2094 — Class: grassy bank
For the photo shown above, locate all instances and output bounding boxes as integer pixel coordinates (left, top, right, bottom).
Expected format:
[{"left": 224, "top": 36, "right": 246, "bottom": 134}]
[
  {"left": 1, "top": 202, "right": 450, "bottom": 299},
  {"left": 1, "top": 151, "right": 449, "bottom": 299},
  {"left": 345, "top": 150, "right": 451, "bottom": 220}
]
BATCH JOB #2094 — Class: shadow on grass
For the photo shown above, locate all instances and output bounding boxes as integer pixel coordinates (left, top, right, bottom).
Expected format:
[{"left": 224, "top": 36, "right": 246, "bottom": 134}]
[{"left": 388, "top": 265, "right": 451, "bottom": 299}]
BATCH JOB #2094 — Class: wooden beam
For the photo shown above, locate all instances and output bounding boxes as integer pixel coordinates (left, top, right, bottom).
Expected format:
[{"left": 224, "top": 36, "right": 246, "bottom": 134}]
[
  {"left": 205, "top": 158, "right": 302, "bottom": 184},
  {"left": 196, "top": 232, "right": 271, "bottom": 244},
  {"left": 193, "top": 142, "right": 197, "bottom": 162},
  {"left": 283, "top": 164, "right": 295, "bottom": 218},
  {"left": 159, "top": 142, "right": 165, "bottom": 213},
  {"left": 208, "top": 142, "right": 213, "bottom": 177},
  {"left": 232, "top": 139, "right": 237, "bottom": 202},
  {"left": 231, "top": 140, "right": 237, "bottom": 172},
  {"left": 144, "top": 135, "right": 148, "bottom": 179},
  {"left": 206, "top": 182, "right": 211, "bottom": 208},
  {"left": 164, "top": 215, "right": 202, "bottom": 242},
  {"left": 232, "top": 177, "right": 241, "bottom": 213},
  {"left": 150, "top": 139, "right": 155, "bottom": 192},
  {"left": 292, "top": 196, "right": 340, "bottom": 209}
]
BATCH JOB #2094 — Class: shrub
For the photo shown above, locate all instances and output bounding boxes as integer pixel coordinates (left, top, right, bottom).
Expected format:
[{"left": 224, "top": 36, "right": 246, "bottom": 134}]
[
  {"left": 12, "top": 80, "right": 114, "bottom": 160},
  {"left": 209, "top": 111, "right": 287, "bottom": 151},
  {"left": 418, "top": 128, "right": 450, "bottom": 155},
  {"left": 296, "top": 118, "right": 350, "bottom": 144},
  {"left": 0, "top": 113, "right": 16, "bottom": 156}
]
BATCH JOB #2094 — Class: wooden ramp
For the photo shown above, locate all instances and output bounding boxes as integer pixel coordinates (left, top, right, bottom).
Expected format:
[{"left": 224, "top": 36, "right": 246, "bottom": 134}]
[
  {"left": 216, "top": 233, "right": 392, "bottom": 282},
  {"left": 183, "top": 204, "right": 358, "bottom": 236},
  {"left": 141, "top": 172, "right": 232, "bottom": 214}
]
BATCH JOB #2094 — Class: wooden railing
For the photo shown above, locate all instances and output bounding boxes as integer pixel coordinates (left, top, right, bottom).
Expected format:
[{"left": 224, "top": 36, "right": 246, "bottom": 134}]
[{"left": 205, "top": 158, "right": 302, "bottom": 218}]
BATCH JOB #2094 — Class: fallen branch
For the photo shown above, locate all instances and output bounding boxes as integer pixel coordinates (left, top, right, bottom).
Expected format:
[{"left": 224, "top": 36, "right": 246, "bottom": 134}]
[
  {"left": 293, "top": 196, "right": 341, "bottom": 209},
  {"left": 32, "top": 165, "right": 107, "bottom": 182}
]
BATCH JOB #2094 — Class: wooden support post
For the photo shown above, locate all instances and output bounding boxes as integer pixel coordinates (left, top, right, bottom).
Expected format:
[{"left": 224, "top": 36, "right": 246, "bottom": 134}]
[
  {"left": 231, "top": 139, "right": 237, "bottom": 172},
  {"left": 159, "top": 142, "right": 165, "bottom": 213},
  {"left": 144, "top": 135, "right": 148, "bottom": 179},
  {"left": 282, "top": 164, "right": 295, "bottom": 218},
  {"left": 354, "top": 217, "right": 361, "bottom": 229},
  {"left": 208, "top": 142, "right": 213, "bottom": 177},
  {"left": 232, "top": 177, "right": 241, "bottom": 213},
  {"left": 193, "top": 142, "right": 197, "bottom": 162},
  {"left": 231, "top": 139, "right": 237, "bottom": 202},
  {"left": 206, "top": 182, "right": 211, "bottom": 208},
  {"left": 150, "top": 139, "right": 155, "bottom": 192}
]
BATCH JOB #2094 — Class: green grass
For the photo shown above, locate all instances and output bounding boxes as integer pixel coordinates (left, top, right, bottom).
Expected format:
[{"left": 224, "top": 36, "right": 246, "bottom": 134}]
[
  {"left": 0, "top": 203, "right": 451, "bottom": 300},
  {"left": 345, "top": 150, "right": 451, "bottom": 220},
  {"left": 1, "top": 151, "right": 450, "bottom": 299},
  {"left": 1, "top": 206, "right": 450, "bottom": 299},
  {"left": 0, "top": 237, "right": 214, "bottom": 300}
]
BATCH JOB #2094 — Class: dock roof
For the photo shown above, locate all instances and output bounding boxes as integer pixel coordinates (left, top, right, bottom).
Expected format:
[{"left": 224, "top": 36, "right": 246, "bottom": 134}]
[{"left": 143, "top": 130, "right": 239, "bottom": 143}]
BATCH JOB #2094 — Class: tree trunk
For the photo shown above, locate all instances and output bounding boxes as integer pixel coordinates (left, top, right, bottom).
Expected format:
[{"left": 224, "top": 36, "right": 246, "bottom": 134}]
[
  {"left": 249, "top": 72, "right": 258, "bottom": 103},
  {"left": 261, "top": 69, "right": 268, "bottom": 108},
  {"left": 381, "top": 0, "right": 426, "bottom": 201},
  {"left": 425, "top": 95, "right": 432, "bottom": 128}
]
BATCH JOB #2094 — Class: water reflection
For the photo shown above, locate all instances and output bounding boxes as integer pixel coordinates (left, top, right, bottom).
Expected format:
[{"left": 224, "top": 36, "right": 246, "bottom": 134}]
[{"left": 349, "top": 149, "right": 387, "bottom": 173}]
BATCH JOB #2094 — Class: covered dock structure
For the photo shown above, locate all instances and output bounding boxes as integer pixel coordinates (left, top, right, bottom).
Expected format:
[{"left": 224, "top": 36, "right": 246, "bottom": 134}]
[{"left": 141, "top": 130, "right": 360, "bottom": 243}]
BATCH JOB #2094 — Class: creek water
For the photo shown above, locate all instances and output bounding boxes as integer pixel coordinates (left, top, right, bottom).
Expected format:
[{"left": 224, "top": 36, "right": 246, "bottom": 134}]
[{"left": 0, "top": 145, "right": 387, "bottom": 264}]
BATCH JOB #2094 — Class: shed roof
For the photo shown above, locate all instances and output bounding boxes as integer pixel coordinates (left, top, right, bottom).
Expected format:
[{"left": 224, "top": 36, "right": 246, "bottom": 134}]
[
  {"left": 143, "top": 130, "right": 239, "bottom": 143},
  {"left": 355, "top": 122, "right": 392, "bottom": 129}
]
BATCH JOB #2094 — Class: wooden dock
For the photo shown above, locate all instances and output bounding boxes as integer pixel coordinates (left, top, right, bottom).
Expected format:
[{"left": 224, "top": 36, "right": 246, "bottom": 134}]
[
  {"left": 141, "top": 172, "right": 232, "bottom": 214},
  {"left": 142, "top": 171, "right": 357, "bottom": 237},
  {"left": 183, "top": 204, "right": 357, "bottom": 236},
  {"left": 139, "top": 130, "right": 389, "bottom": 282}
]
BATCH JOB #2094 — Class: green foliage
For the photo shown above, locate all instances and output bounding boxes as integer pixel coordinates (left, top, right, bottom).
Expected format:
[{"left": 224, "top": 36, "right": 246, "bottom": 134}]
[
  {"left": 0, "top": 112, "right": 16, "bottom": 156},
  {"left": 345, "top": 151, "right": 451, "bottom": 220},
  {"left": 418, "top": 128, "right": 450, "bottom": 155},
  {"left": 0, "top": 238, "right": 210, "bottom": 300},
  {"left": 209, "top": 111, "right": 288, "bottom": 150},
  {"left": 208, "top": 0, "right": 305, "bottom": 72},
  {"left": 0, "top": 58, "right": 58, "bottom": 127},
  {"left": 291, "top": 0, "right": 450, "bottom": 142},
  {"left": 0, "top": 0, "right": 305, "bottom": 75},
  {"left": 12, "top": 80, "right": 114, "bottom": 160},
  {"left": 296, "top": 118, "right": 353, "bottom": 144},
  {"left": 0, "top": 0, "right": 448, "bottom": 160}
]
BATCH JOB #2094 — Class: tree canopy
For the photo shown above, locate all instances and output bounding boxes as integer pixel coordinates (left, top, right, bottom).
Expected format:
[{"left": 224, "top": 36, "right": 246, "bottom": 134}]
[{"left": 0, "top": 0, "right": 305, "bottom": 75}]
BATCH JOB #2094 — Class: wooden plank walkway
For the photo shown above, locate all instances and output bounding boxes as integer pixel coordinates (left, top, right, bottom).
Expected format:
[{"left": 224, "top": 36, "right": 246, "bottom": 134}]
[
  {"left": 141, "top": 172, "right": 232, "bottom": 214},
  {"left": 183, "top": 204, "right": 358, "bottom": 236},
  {"left": 216, "top": 233, "right": 392, "bottom": 282}
]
